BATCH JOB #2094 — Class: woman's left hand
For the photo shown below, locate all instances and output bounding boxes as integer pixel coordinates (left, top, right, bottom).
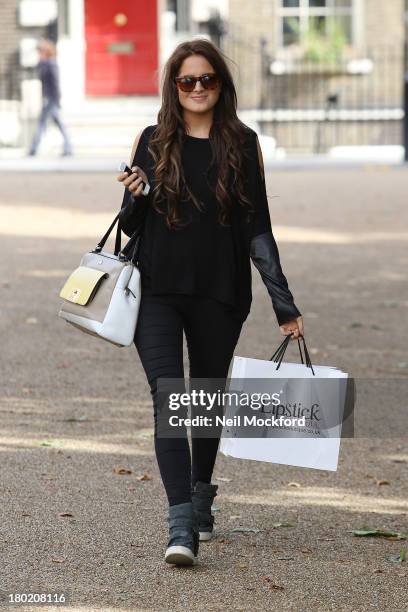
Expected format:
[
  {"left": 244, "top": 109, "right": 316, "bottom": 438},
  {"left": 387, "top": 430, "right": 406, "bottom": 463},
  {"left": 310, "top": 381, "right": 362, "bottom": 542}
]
[{"left": 279, "top": 316, "right": 304, "bottom": 340}]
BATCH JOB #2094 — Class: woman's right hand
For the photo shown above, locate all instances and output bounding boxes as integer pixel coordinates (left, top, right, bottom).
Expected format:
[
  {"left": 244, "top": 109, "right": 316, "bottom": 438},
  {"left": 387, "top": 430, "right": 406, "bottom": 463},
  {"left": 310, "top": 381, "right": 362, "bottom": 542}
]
[
  {"left": 279, "top": 315, "right": 304, "bottom": 340},
  {"left": 116, "top": 165, "right": 148, "bottom": 199}
]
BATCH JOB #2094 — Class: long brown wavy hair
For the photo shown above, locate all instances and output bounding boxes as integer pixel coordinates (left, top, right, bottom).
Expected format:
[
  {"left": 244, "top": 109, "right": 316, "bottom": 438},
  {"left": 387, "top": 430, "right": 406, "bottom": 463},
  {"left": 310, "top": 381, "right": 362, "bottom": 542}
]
[{"left": 147, "top": 38, "right": 255, "bottom": 230}]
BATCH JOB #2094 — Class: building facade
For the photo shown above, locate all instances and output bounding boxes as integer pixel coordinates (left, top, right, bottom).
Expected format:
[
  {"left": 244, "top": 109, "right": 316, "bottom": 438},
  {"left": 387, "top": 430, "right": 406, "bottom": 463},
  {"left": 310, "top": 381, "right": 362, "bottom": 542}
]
[{"left": 224, "top": 0, "right": 405, "bottom": 151}]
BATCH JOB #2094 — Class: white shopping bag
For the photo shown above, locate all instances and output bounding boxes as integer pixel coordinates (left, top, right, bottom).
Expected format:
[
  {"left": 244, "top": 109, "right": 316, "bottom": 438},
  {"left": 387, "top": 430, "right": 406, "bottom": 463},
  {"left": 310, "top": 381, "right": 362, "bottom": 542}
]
[{"left": 220, "top": 335, "right": 349, "bottom": 471}]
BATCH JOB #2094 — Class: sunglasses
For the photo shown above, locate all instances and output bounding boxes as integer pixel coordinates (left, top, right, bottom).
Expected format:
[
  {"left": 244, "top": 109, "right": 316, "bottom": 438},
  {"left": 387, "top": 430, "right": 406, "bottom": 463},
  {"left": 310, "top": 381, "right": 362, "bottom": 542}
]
[{"left": 174, "top": 73, "right": 219, "bottom": 93}]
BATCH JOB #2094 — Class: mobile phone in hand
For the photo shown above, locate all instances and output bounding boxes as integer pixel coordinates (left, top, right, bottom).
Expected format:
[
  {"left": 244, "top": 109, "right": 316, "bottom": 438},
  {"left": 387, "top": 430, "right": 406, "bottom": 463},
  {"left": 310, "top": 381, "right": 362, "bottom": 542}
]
[{"left": 118, "top": 161, "right": 150, "bottom": 196}]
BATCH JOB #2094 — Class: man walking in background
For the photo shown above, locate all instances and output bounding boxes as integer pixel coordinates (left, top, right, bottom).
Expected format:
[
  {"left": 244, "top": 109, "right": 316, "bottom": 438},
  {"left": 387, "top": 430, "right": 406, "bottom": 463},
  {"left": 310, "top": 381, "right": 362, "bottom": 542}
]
[{"left": 28, "top": 39, "right": 73, "bottom": 157}]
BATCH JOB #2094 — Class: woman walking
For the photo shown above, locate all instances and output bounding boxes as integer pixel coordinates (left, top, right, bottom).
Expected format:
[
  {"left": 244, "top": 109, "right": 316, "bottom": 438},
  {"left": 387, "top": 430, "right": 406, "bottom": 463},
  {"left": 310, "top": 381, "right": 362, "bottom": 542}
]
[{"left": 116, "top": 39, "right": 303, "bottom": 566}]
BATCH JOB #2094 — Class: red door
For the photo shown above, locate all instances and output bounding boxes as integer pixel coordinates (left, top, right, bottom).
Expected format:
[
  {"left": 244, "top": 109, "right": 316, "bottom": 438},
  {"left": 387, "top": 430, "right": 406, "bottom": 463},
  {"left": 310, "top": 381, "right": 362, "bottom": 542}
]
[{"left": 84, "top": 0, "right": 158, "bottom": 95}]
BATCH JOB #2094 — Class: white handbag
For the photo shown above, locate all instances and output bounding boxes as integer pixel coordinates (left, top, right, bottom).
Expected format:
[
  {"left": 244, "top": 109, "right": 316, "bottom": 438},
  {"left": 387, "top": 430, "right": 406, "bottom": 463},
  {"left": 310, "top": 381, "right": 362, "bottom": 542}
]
[{"left": 58, "top": 212, "right": 142, "bottom": 347}]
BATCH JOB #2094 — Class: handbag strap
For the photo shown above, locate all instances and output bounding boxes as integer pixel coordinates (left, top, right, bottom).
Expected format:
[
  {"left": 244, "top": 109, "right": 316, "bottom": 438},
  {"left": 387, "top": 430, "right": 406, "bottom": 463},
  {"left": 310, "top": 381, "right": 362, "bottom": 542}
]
[
  {"left": 269, "top": 334, "right": 315, "bottom": 376},
  {"left": 121, "top": 230, "right": 142, "bottom": 264},
  {"left": 92, "top": 211, "right": 142, "bottom": 264},
  {"left": 94, "top": 212, "right": 122, "bottom": 254}
]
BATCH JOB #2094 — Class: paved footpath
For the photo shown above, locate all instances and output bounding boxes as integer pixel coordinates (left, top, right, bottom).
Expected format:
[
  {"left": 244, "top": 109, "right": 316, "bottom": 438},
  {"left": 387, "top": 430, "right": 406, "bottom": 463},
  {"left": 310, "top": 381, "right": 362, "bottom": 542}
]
[{"left": 0, "top": 165, "right": 407, "bottom": 611}]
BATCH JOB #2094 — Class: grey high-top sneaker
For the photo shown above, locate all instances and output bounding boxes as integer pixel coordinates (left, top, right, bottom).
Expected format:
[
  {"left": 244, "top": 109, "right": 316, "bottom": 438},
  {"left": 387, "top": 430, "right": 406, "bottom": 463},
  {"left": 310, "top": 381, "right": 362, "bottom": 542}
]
[
  {"left": 164, "top": 502, "right": 199, "bottom": 566},
  {"left": 191, "top": 481, "right": 219, "bottom": 541}
]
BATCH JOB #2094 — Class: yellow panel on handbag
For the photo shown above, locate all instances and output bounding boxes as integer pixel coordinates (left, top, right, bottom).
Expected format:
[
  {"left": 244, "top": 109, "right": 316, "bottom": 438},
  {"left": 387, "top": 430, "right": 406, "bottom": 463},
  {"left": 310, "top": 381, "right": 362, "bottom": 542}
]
[{"left": 59, "top": 266, "right": 109, "bottom": 306}]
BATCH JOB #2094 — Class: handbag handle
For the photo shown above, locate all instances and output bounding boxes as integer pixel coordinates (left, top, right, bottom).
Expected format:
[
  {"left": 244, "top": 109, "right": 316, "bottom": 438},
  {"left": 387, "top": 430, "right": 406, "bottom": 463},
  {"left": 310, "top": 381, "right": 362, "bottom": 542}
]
[
  {"left": 93, "top": 212, "right": 122, "bottom": 255},
  {"left": 269, "top": 334, "right": 315, "bottom": 376},
  {"left": 92, "top": 212, "right": 141, "bottom": 263}
]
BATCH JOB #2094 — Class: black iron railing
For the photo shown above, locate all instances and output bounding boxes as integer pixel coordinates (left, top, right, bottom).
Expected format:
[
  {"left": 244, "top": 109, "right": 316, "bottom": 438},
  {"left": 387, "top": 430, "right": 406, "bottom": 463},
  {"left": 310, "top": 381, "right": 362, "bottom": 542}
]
[{"left": 220, "top": 31, "right": 404, "bottom": 153}]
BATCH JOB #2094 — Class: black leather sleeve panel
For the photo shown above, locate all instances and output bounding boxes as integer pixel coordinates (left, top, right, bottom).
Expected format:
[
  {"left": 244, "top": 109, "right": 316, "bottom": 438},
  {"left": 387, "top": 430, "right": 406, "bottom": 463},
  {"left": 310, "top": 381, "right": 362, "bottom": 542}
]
[{"left": 250, "top": 230, "right": 302, "bottom": 325}]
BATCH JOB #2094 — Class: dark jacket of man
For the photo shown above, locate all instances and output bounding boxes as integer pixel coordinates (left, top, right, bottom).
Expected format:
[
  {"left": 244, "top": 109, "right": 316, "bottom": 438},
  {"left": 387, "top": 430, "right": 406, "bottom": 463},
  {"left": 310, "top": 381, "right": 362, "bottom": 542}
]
[{"left": 38, "top": 58, "right": 61, "bottom": 106}]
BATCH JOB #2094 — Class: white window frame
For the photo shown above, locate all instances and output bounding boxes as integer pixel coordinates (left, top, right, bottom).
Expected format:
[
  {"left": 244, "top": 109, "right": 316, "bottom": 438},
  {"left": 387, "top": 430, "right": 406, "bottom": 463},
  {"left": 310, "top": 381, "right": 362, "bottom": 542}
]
[{"left": 276, "top": 0, "right": 359, "bottom": 50}]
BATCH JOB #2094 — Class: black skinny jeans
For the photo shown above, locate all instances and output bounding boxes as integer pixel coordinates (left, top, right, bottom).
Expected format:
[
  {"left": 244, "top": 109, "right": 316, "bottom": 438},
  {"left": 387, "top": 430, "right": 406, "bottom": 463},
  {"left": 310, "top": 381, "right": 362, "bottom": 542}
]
[{"left": 134, "top": 292, "right": 244, "bottom": 506}]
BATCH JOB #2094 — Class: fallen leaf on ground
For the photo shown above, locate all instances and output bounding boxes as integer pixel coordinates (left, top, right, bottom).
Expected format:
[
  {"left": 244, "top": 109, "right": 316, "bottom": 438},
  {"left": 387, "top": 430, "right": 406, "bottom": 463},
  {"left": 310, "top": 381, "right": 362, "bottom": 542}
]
[
  {"left": 136, "top": 473, "right": 152, "bottom": 481},
  {"left": 376, "top": 479, "right": 390, "bottom": 486},
  {"left": 263, "top": 578, "right": 285, "bottom": 591},
  {"left": 113, "top": 467, "right": 132, "bottom": 475},
  {"left": 381, "top": 300, "right": 398, "bottom": 308},
  {"left": 230, "top": 527, "right": 262, "bottom": 534},
  {"left": 287, "top": 482, "right": 301, "bottom": 488},
  {"left": 215, "top": 538, "right": 231, "bottom": 544},
  {"left": 270, "top": 548, "right": 284, "bottom": 553},
  {"left": 58, "top": 512, "right": 74, "bottom": 518},
  {"left": 317, "top": 538, "right": 334, "bottom": 541},
  {"left": 352, "top": 529, "right": 406, "bottom": 540}
]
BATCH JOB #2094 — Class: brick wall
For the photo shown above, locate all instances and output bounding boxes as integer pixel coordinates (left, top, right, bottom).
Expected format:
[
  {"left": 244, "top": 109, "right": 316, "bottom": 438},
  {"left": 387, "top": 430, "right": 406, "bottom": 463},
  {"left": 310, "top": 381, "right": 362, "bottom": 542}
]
[{"left": 364, "top": 0, "right": 404, "bottom": 49}]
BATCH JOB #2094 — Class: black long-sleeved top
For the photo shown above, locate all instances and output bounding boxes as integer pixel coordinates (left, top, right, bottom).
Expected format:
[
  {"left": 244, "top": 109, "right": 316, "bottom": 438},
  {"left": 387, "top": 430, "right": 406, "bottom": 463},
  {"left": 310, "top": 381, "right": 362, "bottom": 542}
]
[{"left": 119, "top": 124, "right": 301, "bottom": 325}]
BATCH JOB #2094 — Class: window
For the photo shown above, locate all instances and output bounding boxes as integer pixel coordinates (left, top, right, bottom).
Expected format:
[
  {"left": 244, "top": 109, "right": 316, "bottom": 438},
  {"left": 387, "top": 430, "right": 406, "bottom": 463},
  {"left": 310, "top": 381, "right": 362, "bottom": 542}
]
[{"left": 278, "top": 0, "right": 355, "bottom": 48}]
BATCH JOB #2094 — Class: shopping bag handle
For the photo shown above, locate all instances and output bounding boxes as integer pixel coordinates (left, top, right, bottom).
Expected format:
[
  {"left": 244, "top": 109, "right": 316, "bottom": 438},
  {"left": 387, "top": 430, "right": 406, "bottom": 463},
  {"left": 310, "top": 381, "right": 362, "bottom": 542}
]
[
  {"left": 270, "top": 334, "right": 305, "bottom": 364},
  {"left": 269, "top": 334, "right": 315, "bottom": 375}
]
